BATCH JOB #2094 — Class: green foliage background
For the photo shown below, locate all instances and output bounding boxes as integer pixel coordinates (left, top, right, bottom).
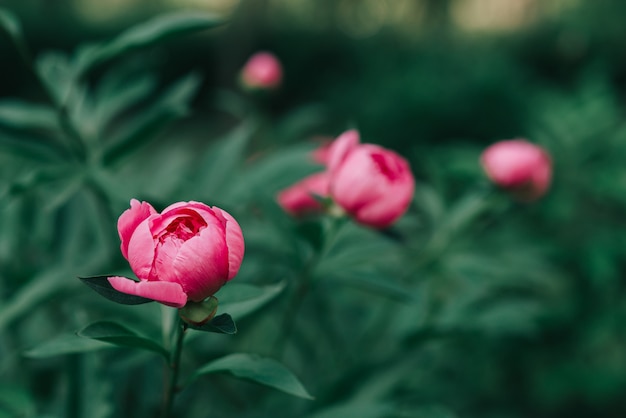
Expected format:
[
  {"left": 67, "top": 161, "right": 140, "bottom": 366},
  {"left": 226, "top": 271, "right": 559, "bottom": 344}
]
[{"left": 2, "top": 1, "right": 626, "bottom": 417}]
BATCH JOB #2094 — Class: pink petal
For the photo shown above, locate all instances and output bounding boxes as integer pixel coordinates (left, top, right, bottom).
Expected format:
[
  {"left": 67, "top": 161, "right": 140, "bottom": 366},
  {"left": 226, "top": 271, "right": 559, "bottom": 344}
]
[
  {"left": 327, "top": 130, "right": 360, "bottom": 174},
  {"left": 330, "top": 147, "right": 386, "bottom": 212},
  {"left": 107, "top": 276, "right": 187, "bottom": 308},
  {"left": 171, "top": 221, "right": 230, "bottom": 302},
  {"left": 277, "top": 172, "right": 330, "bottom": 215},
  {"left": 353, "top": 177, "right": 414, "bottom": 228},
  {"left": 117, "top": 199, "right": 156, "bottom": 260},
  {"left": 126, "top": 218, "right": 157, "bottom": 280},
  {"left": 330, "top": 145, "right": 415, "bottom": 228},
  {"left": 212, "top": 207, "right": 245, "bottom": 280}
]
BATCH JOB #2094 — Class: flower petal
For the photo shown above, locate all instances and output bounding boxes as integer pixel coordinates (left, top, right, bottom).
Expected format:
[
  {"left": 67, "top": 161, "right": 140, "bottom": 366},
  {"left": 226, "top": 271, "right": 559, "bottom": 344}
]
[
  {"left": 127, "top": 217, "right": 157, "bottom": 280},
  {"left": 171, "top": 220, "right": 229, "bottom": 302},
  {"left": 117, "top": 199, "right": 156, "bottom": 260},
  {"left": 107, "top": 276, "right": 187, "bottom": 308},
  {"left": 327, "top": 130, "right": 360, "bottom": 174},
  {"left": 277, "top": 171, "right": 330, "bottom": 215},
  {"left": 212, "top": 207, "right": 245, "bottom": 280}
]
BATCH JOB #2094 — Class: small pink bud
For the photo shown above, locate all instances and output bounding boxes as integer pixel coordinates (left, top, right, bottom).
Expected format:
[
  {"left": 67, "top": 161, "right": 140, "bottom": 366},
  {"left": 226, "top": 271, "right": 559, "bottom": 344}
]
[
  {"left": 481, "top": 139, "right": 552, "bottom": 201},
  {"left": 240, "top": 52, "right": 283, "bottom": 90}
]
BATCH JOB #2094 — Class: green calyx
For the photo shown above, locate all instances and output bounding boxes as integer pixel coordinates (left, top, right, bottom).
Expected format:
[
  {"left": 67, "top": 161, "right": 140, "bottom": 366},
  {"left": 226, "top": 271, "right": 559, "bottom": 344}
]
[{"left": 179, "top": 296, "right": 219, "bottom": 326}]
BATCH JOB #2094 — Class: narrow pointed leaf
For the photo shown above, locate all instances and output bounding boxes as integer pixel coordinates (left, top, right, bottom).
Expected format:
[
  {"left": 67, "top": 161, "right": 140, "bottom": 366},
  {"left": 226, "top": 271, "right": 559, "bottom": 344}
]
[
  {"left": 191, "top": 353, "right": 313, "bottom": 400},
  {"left": 77, "top": 11, "right": 223, "bottom": 74},
  {"left": 79, "top": 276, "right": 154, "bottom": 305},
  {"left": 217, "top": 282, "right": 286, "bottom": 320},
  {"left": 0, "top": 8, "right": 22, "bottom": 45},
  {"left": 188, "top": 313, "right": 237, "bottom": 334},
  {"left": 0, "top": 100, "right": 59, "bottom": 132},
  {"left": 24, "top": 332, "right": 111, "bottom": 358},
  {"left": 77, "top": 321, "right": 168, "bottom": 358},
  {"left": 332, "top": 273, "right": 412, "bottom": 302},
  {"left": 103, "top": 72, "right": 201, "bottom": 164}
]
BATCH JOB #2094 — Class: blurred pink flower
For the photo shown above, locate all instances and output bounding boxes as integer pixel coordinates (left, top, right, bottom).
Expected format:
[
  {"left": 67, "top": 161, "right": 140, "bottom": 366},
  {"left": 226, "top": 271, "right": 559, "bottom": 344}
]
[
  {"left": 276, "top": 172, "right": 330, "bottom": 216},
  {"left": 328, "top": 130, "right": 415, "bottom": 228},
  {"left": 277, "top": 129, "right": 415, "bottom": 228},
  {"left": 481, "top": 139, "right": 551, "bottom": 201},
  {"left": 241, "top": 51, "right": 283, "bottom": 89},
  {"left": 108, "top": 200, "right": 244, "bottom": 308}
]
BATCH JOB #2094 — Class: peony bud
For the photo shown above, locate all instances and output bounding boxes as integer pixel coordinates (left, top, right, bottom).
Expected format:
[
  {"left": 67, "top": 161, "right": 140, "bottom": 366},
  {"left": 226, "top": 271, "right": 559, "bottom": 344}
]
[
  {"left": 481, "top": 139, "right": 551, "bottom": 201},
  {"left": 277, "top": 130, "right": 415, "bottom": 228},
  {"left": 240, "top": 51, "right": 283, "bottom": 90},
  {"left": 328, "top": 131, "right": 415, "bottom": 229},
  {"left": 108, "top": 200, "right": 245, "bottom": 308}
]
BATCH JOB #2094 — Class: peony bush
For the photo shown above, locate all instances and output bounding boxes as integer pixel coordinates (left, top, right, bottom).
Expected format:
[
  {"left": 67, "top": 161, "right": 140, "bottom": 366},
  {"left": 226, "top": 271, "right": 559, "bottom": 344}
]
[{"left": 2, "top": 4, "right": 625, "bottom": 418}]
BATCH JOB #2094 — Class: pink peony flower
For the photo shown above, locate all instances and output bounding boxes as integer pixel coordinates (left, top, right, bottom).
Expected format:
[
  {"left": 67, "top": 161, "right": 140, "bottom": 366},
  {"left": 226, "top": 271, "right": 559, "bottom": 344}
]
[
  {"left": 108, "top": 200, "right": 244, "bottom": 308},
  {"left": 327, "top": 130, "right": 415, "bottom": 228},
  {"left": 240, "top": 51, "right": 283, "bottom": 89},
  {"left": 277, "top": 129, "right": 415, "bottom": 228},
  {"left": 481, "top": 139, "right": 551, "bottom": 201},
  {"left": 276, "top": 172, "right": 330, "bottom": 216}
]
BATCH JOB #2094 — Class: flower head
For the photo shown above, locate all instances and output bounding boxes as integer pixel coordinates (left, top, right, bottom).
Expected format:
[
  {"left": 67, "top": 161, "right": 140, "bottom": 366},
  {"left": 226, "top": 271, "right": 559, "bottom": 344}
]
[
  {"left": 108, "top": 200, "right": 244, "bottom": 308},
  {"left": 240, "top": 51, "right": 283, "bottom": 90},
  {"left": 277, "top": 130, "right": 415, "bottom": 228},
  {"left": 481, "top": 139, "right": 551, "bottom": 201}
]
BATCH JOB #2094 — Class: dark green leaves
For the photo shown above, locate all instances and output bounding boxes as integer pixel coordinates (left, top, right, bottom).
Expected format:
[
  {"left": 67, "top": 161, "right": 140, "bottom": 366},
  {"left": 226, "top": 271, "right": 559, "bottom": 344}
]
[
  {"left": 0, "top": 100, "right": 59, "bottom": 132},
  {"left": 218, "top": 282, "right": 286, "bottom": 320},
  {"left": 79, "top": 276, "right": 153, "bottom": 305},
  {"left": 24, "top": 332, "right": 111, "bottom": 358},
  {"left": 102, "top": 72, "right": 202, "bottom": 164},
  {"left": 77, "top": 11, "right": 224, "bottom": 74},
  {"left": 191, "top": 353, "right": 314, "bottom": 400},
  {"left": 0, "top": 8, "right": 22, "bottom": 46},
  {"left": 187, "top": 313, "right": 237, "bottom": 334},
  {"left": 77, "top": 321, "right": 168, "bottom": 359}
]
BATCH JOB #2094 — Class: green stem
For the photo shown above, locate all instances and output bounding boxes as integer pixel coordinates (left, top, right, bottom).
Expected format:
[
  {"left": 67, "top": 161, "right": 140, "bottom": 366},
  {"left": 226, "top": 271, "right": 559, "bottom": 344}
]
[
  {"left": 161, "top": 318, "right": 187, "bottom": 418},
  {"left": 274, "top": 216, "right": 346, "bottom": 355}
]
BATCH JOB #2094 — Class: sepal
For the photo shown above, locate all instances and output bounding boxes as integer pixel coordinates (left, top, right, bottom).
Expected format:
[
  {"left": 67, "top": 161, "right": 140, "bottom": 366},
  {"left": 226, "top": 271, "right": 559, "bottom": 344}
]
[{"left": 187, "top": 313, "right": 237, "bottom": 334}]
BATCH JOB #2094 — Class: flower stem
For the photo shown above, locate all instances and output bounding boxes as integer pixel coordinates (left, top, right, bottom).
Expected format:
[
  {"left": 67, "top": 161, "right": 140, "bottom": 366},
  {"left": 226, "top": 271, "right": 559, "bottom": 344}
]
[
  {"left": 161, "top": 318, "right": 187, "bottom": 418},
  {"left": 275, "top": 216, "right": 345, "bottom": 355}
]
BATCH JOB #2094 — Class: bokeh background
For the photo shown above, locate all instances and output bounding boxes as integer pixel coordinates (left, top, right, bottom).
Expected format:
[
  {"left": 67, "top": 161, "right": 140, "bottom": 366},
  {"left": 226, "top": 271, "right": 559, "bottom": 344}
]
[{"left": 3, "top": 0, "right": 626, "bottom": 417}]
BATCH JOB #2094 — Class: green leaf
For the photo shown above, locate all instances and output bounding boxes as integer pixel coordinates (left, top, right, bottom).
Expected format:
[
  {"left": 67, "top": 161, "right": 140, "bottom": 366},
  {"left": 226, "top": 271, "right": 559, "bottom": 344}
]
[
  {"left": 79, "top": 276, "right": 154, "bottom": 305},
  {"left": 24, "top": 332, "right": 111, "bottom": 358},
  {"left": 332, "top": 273, "right": 411, "bottom": 302},
  {"left": 35, "top": 51, "right": 75, "bottom": 106},
  {"left": 194, "top": 121, "right": 255, "bottom": 197},
  {"left": 0, "top": 128, "right": 66, "bottom": 162},
  {"left": 229, "top": 143, "right": 319, "bottom": 201},
  {"left": 0, "top": 8, "right": 22, "bottom": 45},
  {"left": 191, "top": 353, "right": 314, "bottom": 400},
  {"left": 0, "top": 266, "right": 77, "bottom": 331},
  {"left": 77, "top": 11, "right": 224, "bottom": 74},
  {"left": 217, "top": 282, "right": 286, "bottom": 320},
  {"left": 188, "top": 313, "right": 237, "bottom": 334},
  {"left": 94, "top": 73, "right": 158, "bottom": 131},
  {"left": 0, "top": 99, "right": 59, "bottom": 132},
  {"left": 306, "top": 401, "right": 393, "bottom": 418},
  {"left": 102, "top": 72, "right": 202, "bottom": 164},
  {"left": 0, "top": 385, "right": 34, "bottom": 418},
  {"left": 77, "top": 321, "right": 168, "bottom": 358}
]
